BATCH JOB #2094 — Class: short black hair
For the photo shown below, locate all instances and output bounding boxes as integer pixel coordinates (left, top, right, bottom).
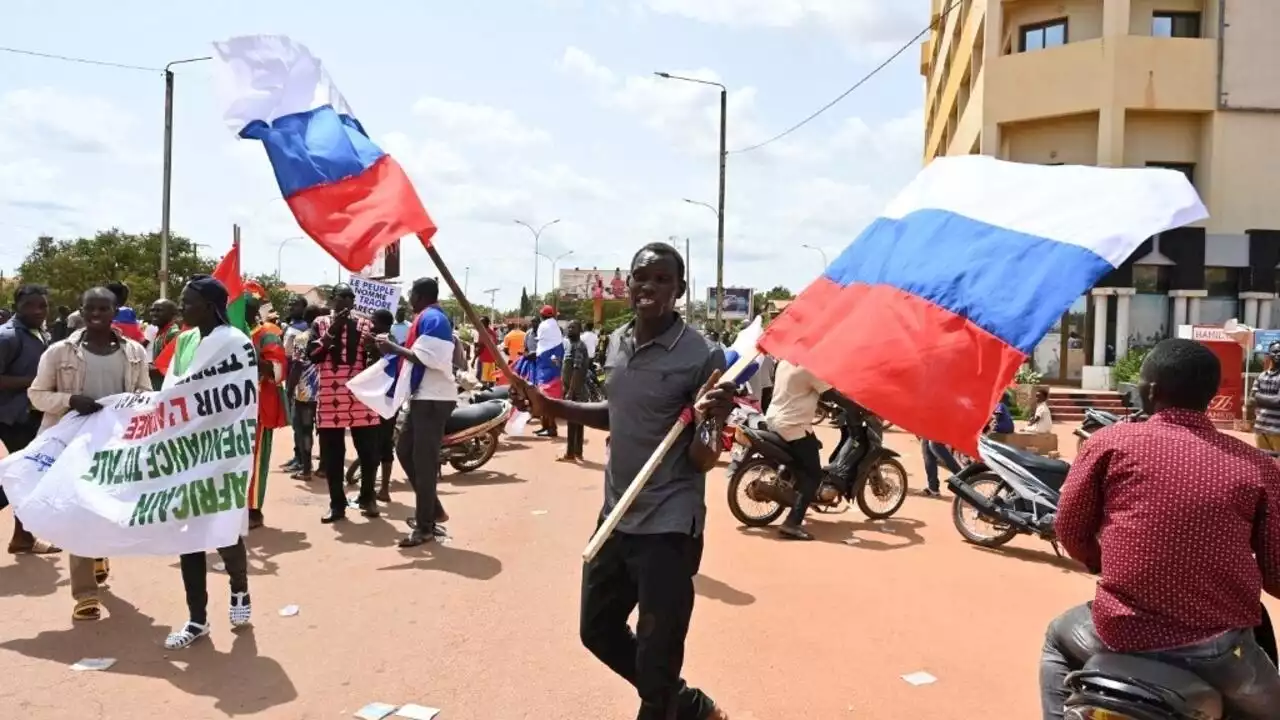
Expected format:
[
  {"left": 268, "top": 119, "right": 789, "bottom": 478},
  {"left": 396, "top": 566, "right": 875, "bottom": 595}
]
[
  {"left": 371, "top": 308, "right": 395, "bottom": 327},
  {"left": 631, "top": 242, "right": 685, "bottom": 280},
  {"left": 1140, "top": 338, "right": 1220, "bottom": 412},
  {"left": 13, "top": 284, "right": 47, "bottom": 306},
  {"left": 81, "top": 287, "right": 117, "bottom": 306},
  {"left": 410, "top": 277, "right": 439, "bottom": 304},
  {"left": 303, "top": 304, "right": 327, "bottom": 323},
  {"left": 585, "top": 321, "right": 594, "bottom": 331},
  {"left": 105, "top": 281, "right": 129, "bottom": 306}
]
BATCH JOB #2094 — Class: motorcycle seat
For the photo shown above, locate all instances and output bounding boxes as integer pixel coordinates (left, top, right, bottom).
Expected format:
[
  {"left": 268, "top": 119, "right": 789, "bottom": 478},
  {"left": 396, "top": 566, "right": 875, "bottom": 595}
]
[
  {"left": 983, "top": 438, "right": 1070, "bottom": 475},
  {"left": 472, "top": 386, "right": 510, "bottom": 403},
  {"left": 1071, "top": 653, "right": 1222, "bottom": 716},
  {"left": 446, "top": 400, "right": 506, "bottom": 435}
]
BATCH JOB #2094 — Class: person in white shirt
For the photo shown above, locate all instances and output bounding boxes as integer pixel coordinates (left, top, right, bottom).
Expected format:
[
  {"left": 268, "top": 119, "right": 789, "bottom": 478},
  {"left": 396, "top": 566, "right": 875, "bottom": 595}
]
[
  {"left": 376, "top": 278, "right": 457, "bottom": 548},
  {"left": 1027, "top": 388, "right": 1054, "bottom": 433},
  {"left": 763, "top": 360, "right": 831, "bottom": 541},
  {"left": 581, "top": 321, "right": 599, "bottom": 360}
]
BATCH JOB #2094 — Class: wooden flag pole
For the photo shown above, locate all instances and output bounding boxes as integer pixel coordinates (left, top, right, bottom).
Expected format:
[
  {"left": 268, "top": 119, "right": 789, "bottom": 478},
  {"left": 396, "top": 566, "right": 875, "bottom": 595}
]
[
  {"left": 419, "top": 234, "right": 517, "bottom": 383},
  {"left": 579, "top": 350, "right": 760, "bottom": 562}
]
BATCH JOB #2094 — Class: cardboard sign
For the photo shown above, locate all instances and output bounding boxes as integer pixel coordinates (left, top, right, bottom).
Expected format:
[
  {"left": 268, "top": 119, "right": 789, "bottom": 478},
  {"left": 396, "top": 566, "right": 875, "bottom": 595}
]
[{"left": 349, "top": 275, "right": 400, "bottom": 318}]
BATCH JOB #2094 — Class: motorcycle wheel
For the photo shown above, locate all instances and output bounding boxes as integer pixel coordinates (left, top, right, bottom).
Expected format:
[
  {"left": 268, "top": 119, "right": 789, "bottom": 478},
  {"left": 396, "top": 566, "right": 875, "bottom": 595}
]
[
  {"left": 855, "top": 458, "right": 908, "bottom": 519},
  {"left": 726, "top": 457, "right": 787, "bottom": 527},
  {"left": 344, "top": 459, "right": 359, "bottom": 486},
  {"left": 951, "top": 472, "right": 1019, "bottom": 547},
  {"left": 449, "top": 429, "right": 500, "bottom": 473}
]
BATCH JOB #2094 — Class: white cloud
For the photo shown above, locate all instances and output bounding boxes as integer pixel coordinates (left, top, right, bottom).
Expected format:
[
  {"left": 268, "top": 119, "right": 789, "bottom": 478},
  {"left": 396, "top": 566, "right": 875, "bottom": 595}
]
[
  {"left": 557, "top": 47, "right": 615, "bottom": 87},
  {"left": 411, "top": 97, "right": 552, "bottom": 147}
]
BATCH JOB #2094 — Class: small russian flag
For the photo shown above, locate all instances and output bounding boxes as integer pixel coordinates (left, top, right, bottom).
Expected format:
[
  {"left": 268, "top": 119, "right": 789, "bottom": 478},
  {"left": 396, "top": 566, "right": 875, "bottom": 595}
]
[{"left": 212, "top": 35, "right": 436, "bottom": 271}]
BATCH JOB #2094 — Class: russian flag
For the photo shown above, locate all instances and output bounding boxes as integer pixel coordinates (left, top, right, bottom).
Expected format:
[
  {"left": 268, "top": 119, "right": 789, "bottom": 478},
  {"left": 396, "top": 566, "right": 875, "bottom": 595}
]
[
  {"left": 760, "top": 156, "right": 1207, "bottom": 452},
  {"left": 212, "top": 35, "right": 437, "bottom": 271},
  {"left": 348, "top": 305, "right": 455, "bottom": 418}
]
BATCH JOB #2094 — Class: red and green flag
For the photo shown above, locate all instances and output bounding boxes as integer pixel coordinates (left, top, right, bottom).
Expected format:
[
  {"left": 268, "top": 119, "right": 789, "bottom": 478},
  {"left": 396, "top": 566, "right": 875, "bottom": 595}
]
[{"left": 155, "top": 242, "right": 247, "bottom": 375}]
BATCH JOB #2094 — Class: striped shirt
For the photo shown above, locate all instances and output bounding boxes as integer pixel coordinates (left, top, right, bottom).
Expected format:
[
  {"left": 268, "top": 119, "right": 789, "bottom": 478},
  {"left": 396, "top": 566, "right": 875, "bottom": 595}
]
[{"left": 1255, "top": 368, "right": 1280, "bottom": 435}]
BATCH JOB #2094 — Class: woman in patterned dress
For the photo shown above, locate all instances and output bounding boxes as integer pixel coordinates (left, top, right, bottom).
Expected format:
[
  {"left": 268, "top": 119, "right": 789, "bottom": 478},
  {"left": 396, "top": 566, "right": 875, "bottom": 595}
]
[{"left": 306, "top": 284, "right": 384, "bottom": 523}]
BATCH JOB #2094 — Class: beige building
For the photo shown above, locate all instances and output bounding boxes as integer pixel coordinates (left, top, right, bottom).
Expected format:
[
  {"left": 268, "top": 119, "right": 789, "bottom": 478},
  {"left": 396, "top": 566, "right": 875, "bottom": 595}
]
[{"left": 921, "top": 0, "right": 1280, "bottom": 388}]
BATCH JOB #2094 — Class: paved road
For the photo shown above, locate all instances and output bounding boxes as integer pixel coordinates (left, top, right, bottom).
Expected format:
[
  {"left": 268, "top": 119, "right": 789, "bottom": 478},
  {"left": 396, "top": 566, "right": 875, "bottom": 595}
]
[{"left": 0, "top": 424, "right": 1275, "bottom": 719}]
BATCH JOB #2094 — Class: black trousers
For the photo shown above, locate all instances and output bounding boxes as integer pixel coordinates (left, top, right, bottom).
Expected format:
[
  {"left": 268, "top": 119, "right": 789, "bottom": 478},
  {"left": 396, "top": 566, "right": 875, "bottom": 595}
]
[
  {"left": 566, "top": 423, "right": 585, "bottom": 458},
  {"left": 0, "top": 417, "right": 41, "bottom": 536},
  {"left": 759, "top": 386, "right": 773, "bottom": 414},
  {"left": 580, "top": 531, "right": 716, "bottom": 720},
  {"left": 319, "top": 425, "right": 381, "bottom": 513},
  {"left": 397, "top": 400, "right": 453, "bottom": 531},
  {"left": 784, "top": 433, "right": 824, "bottom": 526},
  {"left": 178, "top": 538, "right": 248, "bottom": 625}
]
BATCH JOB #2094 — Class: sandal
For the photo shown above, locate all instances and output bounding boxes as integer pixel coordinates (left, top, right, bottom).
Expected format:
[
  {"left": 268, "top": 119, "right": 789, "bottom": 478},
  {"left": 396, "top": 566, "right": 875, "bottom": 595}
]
[
  {"left": 8, "top": 539, "right": 61, "bottom": 555},
  {"left": 93, "top": 558, "right": 110, "bottom": 585},
  {"left": 72, "top": 598, "right": 102, "bottom": 622},
  {"left": 164, "top": 621, "right": 210, "bottom": 650},
  {"left": 229, "top": 591, "right": 252, "bottom": 628}
]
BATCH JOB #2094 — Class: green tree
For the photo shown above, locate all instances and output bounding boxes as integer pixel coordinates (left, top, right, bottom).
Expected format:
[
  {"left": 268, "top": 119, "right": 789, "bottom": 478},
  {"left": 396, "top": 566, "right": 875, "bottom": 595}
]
[
  {"left": 752, "top": 285, "right": 795, "bottom": 316},
  {"left": 17, "top": 229, "right": 212, "bottom": 310},
  {"left": 245, "top": 272, "right": 289, "bottom": 316},
  {"left": 519, "top": 287, "right": 531, "bottom": 317}
]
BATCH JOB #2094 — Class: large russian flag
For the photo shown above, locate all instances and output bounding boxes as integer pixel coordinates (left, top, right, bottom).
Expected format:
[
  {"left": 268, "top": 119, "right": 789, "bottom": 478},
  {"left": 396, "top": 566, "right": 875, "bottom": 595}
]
[
  {"left": 760, "top": 156, "right": 1207, "bottom": 452},
  {"left": 212, "top": 35, "right": 436, "bottom": 271}
]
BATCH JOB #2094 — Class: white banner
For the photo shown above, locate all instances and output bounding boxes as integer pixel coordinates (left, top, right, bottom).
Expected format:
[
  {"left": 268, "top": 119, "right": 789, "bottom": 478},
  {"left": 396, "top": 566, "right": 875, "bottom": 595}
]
[
  {"left": 349, "top": 274, "right": 400, "bottom": 317},
  {"left": 0, "top": 327, "right": 259, "bottom": 557}
]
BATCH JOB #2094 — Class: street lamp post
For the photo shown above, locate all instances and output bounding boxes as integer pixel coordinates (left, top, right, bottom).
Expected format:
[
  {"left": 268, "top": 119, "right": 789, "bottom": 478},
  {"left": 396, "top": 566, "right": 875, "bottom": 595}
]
[
  {"left": 537, "top": 250, "right": 574, "bottom": 309},
  {"left": 514, "top": 218, "right": 560, "bottom": 298},
  {"left": 801, "top": 243, "right": 829, "bottom": 270},
  {"left": 483, "top": 287, "right": 500, "bottom": 319},
  {"left": 159, "top": 55, "right": 213, "bottom": 300},
  {"left": 275, "top": 236, "right": 306, "bottom": 278},
  {"left": 658, "top": 72, "right": 727, "bottom": 329}
]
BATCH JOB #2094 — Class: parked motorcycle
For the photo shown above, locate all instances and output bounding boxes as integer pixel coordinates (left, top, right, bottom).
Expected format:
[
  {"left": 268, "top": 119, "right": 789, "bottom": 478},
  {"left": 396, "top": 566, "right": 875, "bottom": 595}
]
[
  {"left": 1072, "top": 407, "right": 1147, "bottom": 451},
  {"left": 724, "top": 393, "right": 761, "bottom": 455},
  {"left": 727, "top": 410, "right": 908, "bottom": 526},
  {"left": 1060, "top": 603, "right": 1277, "bottom": 719},
  {"left": 947, "top": 434, "right": 1067, "bottom": 551},
  {"left": 345, "top": 398, "right": 513, "bottom": 484}
]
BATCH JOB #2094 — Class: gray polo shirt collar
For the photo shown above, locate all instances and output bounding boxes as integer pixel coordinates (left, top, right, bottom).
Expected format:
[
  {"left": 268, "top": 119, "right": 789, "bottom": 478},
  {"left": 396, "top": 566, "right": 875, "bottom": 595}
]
[{"left": 618, "top": 315, "right": 688, "bottom": 355}]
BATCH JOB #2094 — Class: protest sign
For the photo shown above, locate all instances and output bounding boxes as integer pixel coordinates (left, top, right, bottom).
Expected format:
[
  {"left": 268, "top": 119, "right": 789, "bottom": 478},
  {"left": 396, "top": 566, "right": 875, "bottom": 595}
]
[
  {"left": 350, "top": 275, "right": 400, "bottom": 317},
  {"left": 0, "top": 327, "right": 259, "bottom": 557}
]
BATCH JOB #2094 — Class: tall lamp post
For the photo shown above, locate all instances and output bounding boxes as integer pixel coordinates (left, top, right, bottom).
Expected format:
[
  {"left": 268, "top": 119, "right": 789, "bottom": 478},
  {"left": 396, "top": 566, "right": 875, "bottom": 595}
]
[
  {"left": 514, "top": 218, "right": 560, "bottom": 298},
  {"left": 275, "top": 236, "right": 306, "bottom": 278},
  {"left": 483, "top": 287, "right": 501, "bottom": 320},
  {"left": 657, "top": 72, "right": 727, "bottom": 329},
  {"left": 801, "top": 243, "right": 829, "bottom": 270},
  {"left": 159, "top": 55, "right": 213, "bottom": 300},
  {"left": 537, "top": 250, "right": 574, "bottom": 309}
]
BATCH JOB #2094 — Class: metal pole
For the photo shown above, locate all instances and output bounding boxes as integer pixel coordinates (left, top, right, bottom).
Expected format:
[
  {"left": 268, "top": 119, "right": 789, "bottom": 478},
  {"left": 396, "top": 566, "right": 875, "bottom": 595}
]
[
  {"left": 159, "top": 69, "right": 175, "bottom": 300},
  {"left": 464, "top": 266, "right": 471, "bottom": 297},
  {"left": 715, "top": 87, "right": 727, "bottom": 331},
  {"left": 685, "top": 237, "right": 692, "bottom": 319}
]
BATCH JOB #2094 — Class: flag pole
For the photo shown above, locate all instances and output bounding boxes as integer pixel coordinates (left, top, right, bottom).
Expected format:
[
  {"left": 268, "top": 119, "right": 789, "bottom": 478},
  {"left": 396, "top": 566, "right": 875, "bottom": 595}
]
[{"left": 418, "top": 233, "right": 516, "bottom": 382}]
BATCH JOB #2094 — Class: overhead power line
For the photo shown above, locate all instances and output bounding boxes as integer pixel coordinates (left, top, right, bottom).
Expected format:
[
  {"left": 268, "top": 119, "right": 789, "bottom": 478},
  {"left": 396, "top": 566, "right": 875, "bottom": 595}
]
[
  {"left": 0, "top": 45, "right": 162, "bottom": 73},
  {"left": 731, "top": 0, "right": 964, "bottom": 154}
]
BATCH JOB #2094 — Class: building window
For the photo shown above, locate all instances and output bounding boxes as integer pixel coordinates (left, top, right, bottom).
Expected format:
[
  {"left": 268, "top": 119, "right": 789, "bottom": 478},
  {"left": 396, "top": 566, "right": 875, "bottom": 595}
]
[
  {"left": 1019, "top": 18, "right": 1068, "bottom": 52},
  {"left": 1146, "top": 161, "right": 1195, "bottom": 185},
  {"left": 1133, "top": 265, "right": 1171, "bottom": 294},
  {"left": 1205, "top": 267, "right": 1241, "bottom": 296},
  {"left": 1152, "top": 12, "right": 1201, "bottom": 38}
]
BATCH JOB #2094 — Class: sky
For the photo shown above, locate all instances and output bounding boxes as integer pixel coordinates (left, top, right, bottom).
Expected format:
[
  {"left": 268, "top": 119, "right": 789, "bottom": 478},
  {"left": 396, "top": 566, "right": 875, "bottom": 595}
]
[{"left": 0, "top": 0, "right": 929, "bottom": 311}]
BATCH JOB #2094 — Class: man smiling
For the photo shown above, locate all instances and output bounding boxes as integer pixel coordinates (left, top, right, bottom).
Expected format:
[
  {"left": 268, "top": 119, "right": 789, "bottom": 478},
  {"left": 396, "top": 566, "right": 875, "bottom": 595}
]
[{"left": 511, "top": 242, "right": 737, "bottom": 720}]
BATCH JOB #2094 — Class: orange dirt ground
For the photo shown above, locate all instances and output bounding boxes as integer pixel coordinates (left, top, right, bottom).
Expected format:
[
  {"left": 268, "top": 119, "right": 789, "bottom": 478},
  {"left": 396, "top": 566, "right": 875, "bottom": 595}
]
[{"left": 0, "top": 424, "right": 1275, "bottom": 719}]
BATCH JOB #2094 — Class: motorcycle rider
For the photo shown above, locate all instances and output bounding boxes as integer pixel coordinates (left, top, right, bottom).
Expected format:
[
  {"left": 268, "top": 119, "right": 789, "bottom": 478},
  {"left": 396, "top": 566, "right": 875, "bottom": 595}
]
[
  {"left": 1039, "top": 338, "right": 1280, "bottom": 719},
  {"left": 763, "top": 360, "right": 832, "bottom": 541}
]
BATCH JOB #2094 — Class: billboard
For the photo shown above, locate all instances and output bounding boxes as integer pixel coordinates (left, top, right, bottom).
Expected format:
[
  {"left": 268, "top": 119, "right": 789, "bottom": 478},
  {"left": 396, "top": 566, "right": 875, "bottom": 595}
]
[
  {"left": 706, "top": 287, "right": 754, "bottom": 321},
  {"left": 558, "top": 267, "right": 629, "bottom": 301}
]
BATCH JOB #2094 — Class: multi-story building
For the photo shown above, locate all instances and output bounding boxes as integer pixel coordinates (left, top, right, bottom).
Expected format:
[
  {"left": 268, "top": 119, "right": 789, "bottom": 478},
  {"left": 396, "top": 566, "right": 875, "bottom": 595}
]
[{"left": 920, "top": 0, "right": 1280, "bottom": 388}]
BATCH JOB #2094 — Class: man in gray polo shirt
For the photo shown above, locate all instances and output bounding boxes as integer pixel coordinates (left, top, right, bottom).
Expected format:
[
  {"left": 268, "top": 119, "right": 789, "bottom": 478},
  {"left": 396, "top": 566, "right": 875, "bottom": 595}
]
[{"left": 513, "top": 242, "right": 736, "bottom": 720}]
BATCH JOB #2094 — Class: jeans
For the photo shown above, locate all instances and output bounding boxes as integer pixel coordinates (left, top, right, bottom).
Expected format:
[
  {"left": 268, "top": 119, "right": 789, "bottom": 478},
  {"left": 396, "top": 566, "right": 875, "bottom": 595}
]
[
  {"left": 782, "top": 433, "right": 824, "bottom": 526},
  {"left": 397, "top": 400, "right": 453, "bottom": 531},
  {"left": 318, "top": 425, "right": 381, "bottom": 513},
  {"left": 921, "top": 440, "right": 961, "bottom": 492},
  {"left": 0, "top": 416, "right": 41, "bottom": 542},
  {"left": 1039, "top": 603, "right": 1280, "bottom": 720},
  {"left": 580, "top": 531, "right": 717, "bottom": 720},
  {"left": 292, "top": 401, "right": 315, "bottom": 472},
  {"left": 178, "top": 539, "right": 248, "bottom": 626}
]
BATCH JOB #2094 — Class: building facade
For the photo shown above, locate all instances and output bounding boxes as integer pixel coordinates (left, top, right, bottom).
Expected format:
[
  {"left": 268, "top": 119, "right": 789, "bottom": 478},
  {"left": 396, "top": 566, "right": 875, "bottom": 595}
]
[{"left": 920, "top": 0, "right": 1280, "bottom": 388}]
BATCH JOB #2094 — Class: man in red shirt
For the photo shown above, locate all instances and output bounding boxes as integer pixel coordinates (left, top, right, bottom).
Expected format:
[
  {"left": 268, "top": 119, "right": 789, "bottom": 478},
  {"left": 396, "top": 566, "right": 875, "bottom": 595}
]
[{"left": 1039, "top": 338, "right": 1280, "bottom": 719}]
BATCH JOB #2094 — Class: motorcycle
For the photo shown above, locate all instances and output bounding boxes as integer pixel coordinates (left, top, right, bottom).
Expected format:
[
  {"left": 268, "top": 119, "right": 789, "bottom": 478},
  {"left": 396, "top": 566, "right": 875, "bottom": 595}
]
[
  {"left": 947, "top": 434, "right": 1067, "bottom": 551},
  {"left": 726, "top": 410, "right": 908, "bottom": 526},
  {"left": 1060, "top": 603, "right": 1277, "bottom": 719},
  {"left": 1073, "top": 408, "right": 1146, "bottom": 451},
  {"left": 724, "top": 393, "right": 761, "bottom": 455}
]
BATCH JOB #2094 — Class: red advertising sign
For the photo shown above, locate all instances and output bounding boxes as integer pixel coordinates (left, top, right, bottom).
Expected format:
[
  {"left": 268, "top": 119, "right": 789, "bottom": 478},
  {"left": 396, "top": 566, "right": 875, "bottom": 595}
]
[{"left": 1192, "top": 326, "right": 1243, "bottom": 422}]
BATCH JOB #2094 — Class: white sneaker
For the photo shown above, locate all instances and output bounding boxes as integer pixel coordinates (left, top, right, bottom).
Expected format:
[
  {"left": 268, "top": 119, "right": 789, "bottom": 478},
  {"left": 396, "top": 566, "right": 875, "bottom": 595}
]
[{"left": 164, "top": 621, "right": 210, "bottom": 650}]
